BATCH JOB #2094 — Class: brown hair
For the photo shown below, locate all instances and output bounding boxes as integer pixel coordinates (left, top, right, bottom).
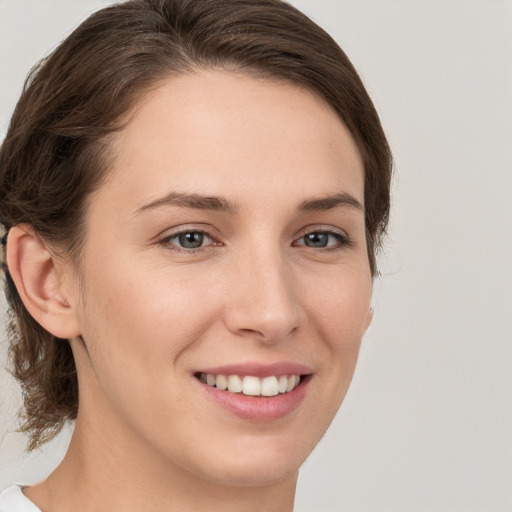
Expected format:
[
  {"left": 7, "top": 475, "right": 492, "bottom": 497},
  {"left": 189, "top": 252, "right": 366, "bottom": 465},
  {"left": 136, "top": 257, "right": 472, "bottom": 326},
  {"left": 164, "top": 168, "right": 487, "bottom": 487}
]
[{"left": 0, "top": 0, "right": 392, "bottom": 450}]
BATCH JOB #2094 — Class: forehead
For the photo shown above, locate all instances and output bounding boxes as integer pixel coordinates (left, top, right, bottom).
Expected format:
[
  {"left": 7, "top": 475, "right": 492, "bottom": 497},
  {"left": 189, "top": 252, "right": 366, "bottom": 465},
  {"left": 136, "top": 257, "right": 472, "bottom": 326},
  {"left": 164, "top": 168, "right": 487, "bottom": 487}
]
[{"left": 102, "top": 70, "right": 364, "bottom": 211}]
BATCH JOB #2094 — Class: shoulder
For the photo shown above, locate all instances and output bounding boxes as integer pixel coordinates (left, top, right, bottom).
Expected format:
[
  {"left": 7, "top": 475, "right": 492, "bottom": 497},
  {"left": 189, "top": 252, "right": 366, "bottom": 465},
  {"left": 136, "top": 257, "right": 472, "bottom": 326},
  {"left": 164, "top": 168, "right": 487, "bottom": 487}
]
[{"left": 0, "top": 486, "right": 41, "bottom": 512}]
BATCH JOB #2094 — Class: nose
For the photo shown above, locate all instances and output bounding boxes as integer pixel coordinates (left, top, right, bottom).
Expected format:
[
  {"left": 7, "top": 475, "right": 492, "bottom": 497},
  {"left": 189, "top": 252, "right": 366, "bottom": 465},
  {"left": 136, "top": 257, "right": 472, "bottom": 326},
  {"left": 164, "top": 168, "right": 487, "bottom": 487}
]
[{"left": 223, "top": 248, "right": 304, "bottom": 344}]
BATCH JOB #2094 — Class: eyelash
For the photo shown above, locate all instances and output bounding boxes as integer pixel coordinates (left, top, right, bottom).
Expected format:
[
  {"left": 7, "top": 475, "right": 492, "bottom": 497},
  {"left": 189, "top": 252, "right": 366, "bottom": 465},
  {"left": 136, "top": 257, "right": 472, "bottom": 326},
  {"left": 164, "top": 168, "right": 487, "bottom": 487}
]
[
  {"left": 158, "top": 228, "right": 352, "bottom": 253},
  {"left": 293, "top": 230, "right": 352, "bottom": 250},
  {"left": 158, "top": 229, "right": 218, "bottom": 253}
]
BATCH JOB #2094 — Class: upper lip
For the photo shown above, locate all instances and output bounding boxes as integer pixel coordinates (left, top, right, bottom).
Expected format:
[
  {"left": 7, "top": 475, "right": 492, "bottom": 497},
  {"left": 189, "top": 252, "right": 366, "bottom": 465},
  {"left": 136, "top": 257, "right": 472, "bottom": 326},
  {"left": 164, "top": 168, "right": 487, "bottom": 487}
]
[{"left": 196, "top": 361, "right": 313, "bottom": 378}]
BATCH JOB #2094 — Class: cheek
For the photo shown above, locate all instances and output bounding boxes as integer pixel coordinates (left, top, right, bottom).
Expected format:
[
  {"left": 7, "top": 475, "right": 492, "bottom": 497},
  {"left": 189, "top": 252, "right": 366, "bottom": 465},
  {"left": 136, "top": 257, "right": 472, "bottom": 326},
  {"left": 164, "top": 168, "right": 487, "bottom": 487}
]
[
  {"left": 76, "top": 254, "right": 223, "bottom": 380},
  {"left": 289, "top": 265, "right": 371, "bottom": 450},
  {"left": 301, "top": 263, "right": 371, "bottom": 404},
  {"left": 305, "top": 264, "right": 372, "bottom": 345}
]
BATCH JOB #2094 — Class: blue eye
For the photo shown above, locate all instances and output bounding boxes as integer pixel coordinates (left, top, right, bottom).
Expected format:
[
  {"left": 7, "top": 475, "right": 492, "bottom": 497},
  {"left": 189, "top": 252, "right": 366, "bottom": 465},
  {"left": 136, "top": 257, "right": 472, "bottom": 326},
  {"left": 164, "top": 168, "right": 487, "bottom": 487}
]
[
  {"left": 296, "top": 231, "right": 349, "bottom": 249},
  {"left": 166, "top": 231, "right": 213, "bottom": 249}
]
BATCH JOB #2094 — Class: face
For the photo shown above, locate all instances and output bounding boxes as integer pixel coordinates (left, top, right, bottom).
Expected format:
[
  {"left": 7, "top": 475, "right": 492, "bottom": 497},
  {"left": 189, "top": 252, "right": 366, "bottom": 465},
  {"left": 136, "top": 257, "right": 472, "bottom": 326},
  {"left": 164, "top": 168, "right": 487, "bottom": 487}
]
[{"left": 67, "top": 70, "right": 372, "bottom": 486}]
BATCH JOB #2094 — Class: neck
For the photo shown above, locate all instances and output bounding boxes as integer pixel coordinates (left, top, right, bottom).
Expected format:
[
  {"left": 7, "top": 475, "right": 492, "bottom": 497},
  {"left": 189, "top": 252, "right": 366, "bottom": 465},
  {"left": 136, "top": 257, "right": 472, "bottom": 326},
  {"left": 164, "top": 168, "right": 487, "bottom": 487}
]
[{"left": 25, "top": 413, "right": 298, "bottom": 512}]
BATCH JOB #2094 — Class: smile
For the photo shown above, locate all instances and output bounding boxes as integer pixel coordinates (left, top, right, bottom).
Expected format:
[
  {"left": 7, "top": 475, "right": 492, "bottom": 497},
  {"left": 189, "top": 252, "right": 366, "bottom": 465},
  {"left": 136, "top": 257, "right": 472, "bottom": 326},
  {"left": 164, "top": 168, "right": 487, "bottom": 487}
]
[
  {"left": 195, "top": 363, "right": 312, "bottom": 421},
  {"left": 198, "top": 373, "right": 301, "bottom": 397}
]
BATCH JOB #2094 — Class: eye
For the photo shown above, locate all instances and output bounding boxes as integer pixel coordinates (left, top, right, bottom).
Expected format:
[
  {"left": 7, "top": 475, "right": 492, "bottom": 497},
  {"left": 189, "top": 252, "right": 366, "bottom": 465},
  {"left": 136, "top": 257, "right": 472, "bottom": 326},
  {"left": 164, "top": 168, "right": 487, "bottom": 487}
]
[
  {"left": 295, "top": 230, "right": 350, "bottom": 249},
  {"left": 163, "top": 230, "right": 214, "bottom": 249}
]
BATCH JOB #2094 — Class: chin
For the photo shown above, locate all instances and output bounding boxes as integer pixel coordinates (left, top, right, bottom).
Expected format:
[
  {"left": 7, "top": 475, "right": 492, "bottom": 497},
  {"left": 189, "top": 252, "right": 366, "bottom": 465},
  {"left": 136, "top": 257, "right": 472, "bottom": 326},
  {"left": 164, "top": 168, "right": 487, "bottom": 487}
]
[
  {"left": 164, "top": 432, "right": 311, "bottom": 488},
  {"left": 195, "top": 452, "right": 303, "bottom": 488}
]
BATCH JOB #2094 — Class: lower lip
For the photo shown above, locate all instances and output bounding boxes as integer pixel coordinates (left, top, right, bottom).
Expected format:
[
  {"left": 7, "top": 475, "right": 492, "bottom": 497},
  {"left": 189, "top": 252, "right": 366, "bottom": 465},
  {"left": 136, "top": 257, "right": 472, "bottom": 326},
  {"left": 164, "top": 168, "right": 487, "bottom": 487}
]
[{"left": 197, "top": 376, "right": 310, "bottom": 422}]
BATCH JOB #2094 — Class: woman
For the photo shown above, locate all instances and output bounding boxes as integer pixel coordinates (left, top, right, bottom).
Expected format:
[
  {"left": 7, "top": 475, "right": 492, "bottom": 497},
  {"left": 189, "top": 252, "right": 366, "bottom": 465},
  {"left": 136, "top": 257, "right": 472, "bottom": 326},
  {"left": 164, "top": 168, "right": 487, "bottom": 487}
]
[{"left": 0, "top": 0, "right": 391, "bottom": 510}]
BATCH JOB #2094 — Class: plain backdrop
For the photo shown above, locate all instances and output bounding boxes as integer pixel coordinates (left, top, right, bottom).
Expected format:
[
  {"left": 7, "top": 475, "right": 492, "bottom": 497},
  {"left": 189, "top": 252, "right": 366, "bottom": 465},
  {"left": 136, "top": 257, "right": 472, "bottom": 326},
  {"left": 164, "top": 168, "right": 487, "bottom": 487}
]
[{"left": 1, "top": 1, "right": 511, "bottom": 511}]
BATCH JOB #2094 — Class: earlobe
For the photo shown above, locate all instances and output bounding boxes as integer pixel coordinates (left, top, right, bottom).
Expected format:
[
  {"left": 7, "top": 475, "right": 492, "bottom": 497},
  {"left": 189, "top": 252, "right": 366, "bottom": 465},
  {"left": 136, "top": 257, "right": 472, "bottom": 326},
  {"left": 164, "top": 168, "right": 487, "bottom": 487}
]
[
  {"left": 364, "top": 307, "right": 374, "bottom": 332},
  {"left": 5, "top": 224, "right": 81, "bottom": 339}
]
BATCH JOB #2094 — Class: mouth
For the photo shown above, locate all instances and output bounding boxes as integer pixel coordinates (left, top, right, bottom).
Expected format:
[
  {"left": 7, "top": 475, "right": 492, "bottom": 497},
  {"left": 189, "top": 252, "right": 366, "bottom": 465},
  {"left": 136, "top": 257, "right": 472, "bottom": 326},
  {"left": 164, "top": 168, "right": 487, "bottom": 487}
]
[
  {"left": 194, "top": 365, "right": 312, "bottom": 421},
  {"left": 195, "top": 372, "right": 304, "bottom": 397}
]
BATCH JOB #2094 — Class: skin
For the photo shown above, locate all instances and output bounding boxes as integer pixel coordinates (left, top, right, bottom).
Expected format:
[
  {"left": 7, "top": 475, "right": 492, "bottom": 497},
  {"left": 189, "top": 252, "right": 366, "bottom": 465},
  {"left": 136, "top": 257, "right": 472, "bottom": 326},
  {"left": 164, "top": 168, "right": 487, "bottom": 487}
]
[{"left": 12, "top": 70, "right": 372, "bottom": 512}]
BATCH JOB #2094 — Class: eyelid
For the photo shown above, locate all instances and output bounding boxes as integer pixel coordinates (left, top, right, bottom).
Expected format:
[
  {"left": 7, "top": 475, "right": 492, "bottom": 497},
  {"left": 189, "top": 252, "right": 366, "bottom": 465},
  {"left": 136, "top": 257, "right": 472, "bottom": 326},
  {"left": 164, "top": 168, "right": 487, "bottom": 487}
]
[
  {"left": 293, "top": 226, "right": 353, "bottom": 249},
  {"left": 155, "top": 224, "right": 352, "bottom": 252},
  {"left": 157, "top": 225, "right": 221, "bottom": 251}
]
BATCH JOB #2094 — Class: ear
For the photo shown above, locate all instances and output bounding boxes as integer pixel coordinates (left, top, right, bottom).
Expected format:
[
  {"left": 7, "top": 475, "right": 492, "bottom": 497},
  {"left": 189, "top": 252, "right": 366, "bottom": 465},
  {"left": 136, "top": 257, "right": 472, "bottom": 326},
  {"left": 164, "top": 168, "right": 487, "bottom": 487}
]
[
  {"left": 364, "top": 307, "right": 374, "bottom": 332},
  {"left": 5, "top": 224, "right": 81, "bottom": 339}
]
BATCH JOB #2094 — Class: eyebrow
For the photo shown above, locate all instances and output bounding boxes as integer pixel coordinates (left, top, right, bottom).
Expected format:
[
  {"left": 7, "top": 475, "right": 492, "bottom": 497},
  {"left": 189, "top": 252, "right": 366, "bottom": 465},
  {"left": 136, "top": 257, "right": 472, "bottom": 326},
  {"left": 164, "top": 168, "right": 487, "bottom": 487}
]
[
  {"left": 298, "top": 192, "right": 364, "bottom": 213},
  {"left": 134, "top": 191, "right": 240, "bottom": 216},
  {"left": 134, "top": 190, "right": 364, "bottom": 216}
]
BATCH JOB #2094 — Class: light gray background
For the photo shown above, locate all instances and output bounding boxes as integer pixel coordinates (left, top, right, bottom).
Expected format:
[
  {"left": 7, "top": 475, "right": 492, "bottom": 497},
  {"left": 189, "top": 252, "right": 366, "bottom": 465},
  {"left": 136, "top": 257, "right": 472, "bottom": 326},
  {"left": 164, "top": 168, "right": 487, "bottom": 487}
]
[{"left": 1, "top": 1, "right": 511, "bottom": 511}]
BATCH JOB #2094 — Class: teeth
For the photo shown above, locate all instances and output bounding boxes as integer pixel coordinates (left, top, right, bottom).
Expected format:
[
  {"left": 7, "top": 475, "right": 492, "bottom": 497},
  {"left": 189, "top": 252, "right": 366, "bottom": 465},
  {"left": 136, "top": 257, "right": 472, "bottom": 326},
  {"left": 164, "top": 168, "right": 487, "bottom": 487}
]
[
  {"left": 216, "top": 374, "right": 228, "bottom": 390},
  {"left": 243, "top": 376, "right": 261, "bottom": 396},
  {"left": 286, "top": 375, "right": 297, "bottom": 392},
  {"left": 261, "top": 376, "right": 279, "bottom": 397},
  {"left": 199, "top": 373, "right": 301, "bottom": 396},
  {"left": 227, "top": 375, "right": 243, "bottom": 393},
  {"left": 278, "top": 375, "right": 288, "bottom": 394}
]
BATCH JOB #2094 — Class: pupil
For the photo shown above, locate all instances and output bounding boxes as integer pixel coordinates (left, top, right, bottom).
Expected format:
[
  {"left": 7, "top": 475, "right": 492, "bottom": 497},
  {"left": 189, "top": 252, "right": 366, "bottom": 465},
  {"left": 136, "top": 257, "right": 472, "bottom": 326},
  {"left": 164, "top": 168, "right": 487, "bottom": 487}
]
[
  {"left": 179, "top": 232, "right": 203, "bottom": 248},
  {"left": 305, "top": 232, "right": 328, "bottom": 247}
]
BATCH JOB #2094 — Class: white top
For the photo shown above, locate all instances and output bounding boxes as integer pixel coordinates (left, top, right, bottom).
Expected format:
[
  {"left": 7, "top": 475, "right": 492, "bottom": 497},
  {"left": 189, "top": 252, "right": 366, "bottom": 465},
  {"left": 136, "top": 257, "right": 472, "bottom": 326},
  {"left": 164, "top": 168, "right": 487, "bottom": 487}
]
[{"left": 0, "top": 486, "right": 41, "bottom": 512}]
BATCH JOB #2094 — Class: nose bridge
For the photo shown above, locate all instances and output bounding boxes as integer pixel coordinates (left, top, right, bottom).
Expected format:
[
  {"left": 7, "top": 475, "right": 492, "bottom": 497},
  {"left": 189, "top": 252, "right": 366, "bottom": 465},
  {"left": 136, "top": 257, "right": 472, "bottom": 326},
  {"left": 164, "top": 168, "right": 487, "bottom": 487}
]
[{"left": 225, "top": 238, "right": 302, "bottom": 342}]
